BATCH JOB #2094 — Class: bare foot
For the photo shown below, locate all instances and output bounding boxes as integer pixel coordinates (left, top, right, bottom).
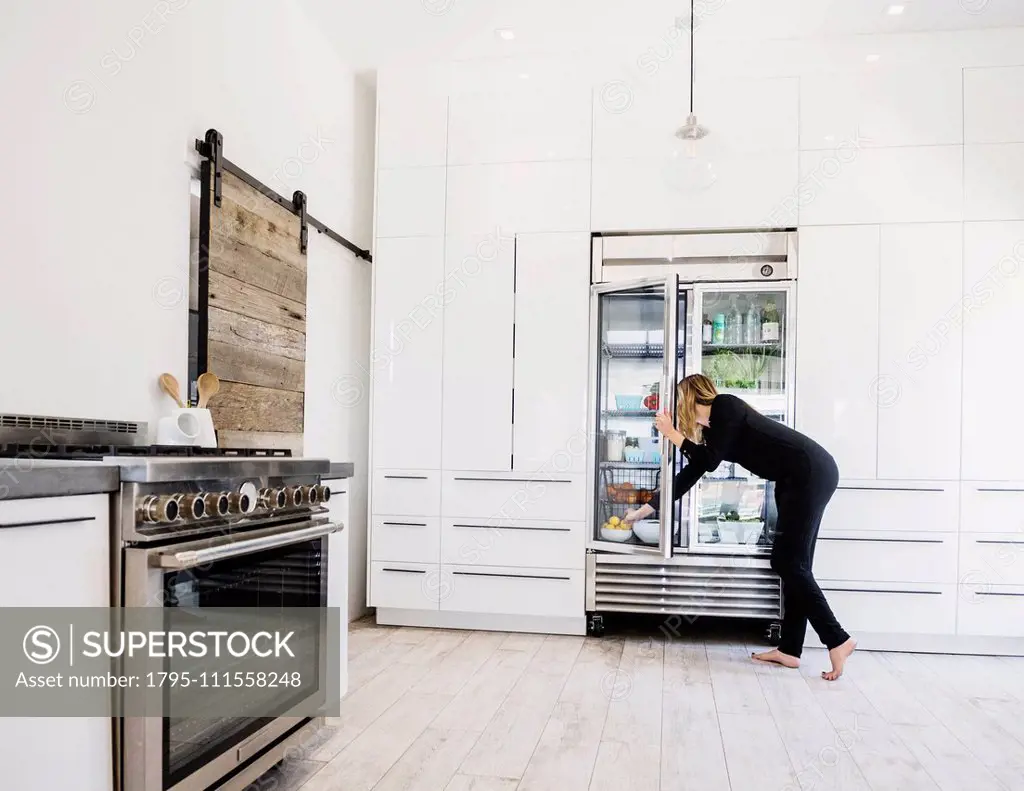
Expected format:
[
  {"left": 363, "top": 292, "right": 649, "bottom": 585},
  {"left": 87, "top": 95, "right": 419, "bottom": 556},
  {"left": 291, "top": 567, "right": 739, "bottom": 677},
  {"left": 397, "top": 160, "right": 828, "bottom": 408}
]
[
  {"left": 822, "top": 638, "right": 857, "bottom": 681},
  {"left": 751, "top": 649, "right": 800, "bottom": 668}
]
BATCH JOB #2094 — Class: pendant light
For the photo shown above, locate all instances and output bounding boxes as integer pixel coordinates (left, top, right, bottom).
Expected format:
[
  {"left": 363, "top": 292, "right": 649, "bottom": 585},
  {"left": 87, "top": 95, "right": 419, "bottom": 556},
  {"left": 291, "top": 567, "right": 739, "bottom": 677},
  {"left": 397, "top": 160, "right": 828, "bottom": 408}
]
[
  {"left": 665, "top": 0, "right": 716, "bottom": 193},
  {"left": 676, "top": 0, "right": 709, "bottom": 156}
]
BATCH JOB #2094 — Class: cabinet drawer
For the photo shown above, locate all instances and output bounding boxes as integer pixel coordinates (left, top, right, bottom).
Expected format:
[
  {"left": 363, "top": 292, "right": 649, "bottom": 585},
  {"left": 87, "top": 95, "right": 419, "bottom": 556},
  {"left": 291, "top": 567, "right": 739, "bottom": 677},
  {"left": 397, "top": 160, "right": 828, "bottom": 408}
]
[
  {"left": 442, "top": 472, "right": 585, "bottom": 521},
  {"left": 813, "top": 583, "right": 955, "bottom": 635},
  {"left": 813, "top": 531, "right": 956, "bottom": 584},
  {"left": 956, "top": 585, "right": 1024, "bottom": 638},
  {"left": 441, "top": 519, "right": 583, "bottom": 569},
  {"left": 372, "top": 516, "right": 440, "bottom": 564},
  {"left": 959, "top": 534, "right": 1024, "bottom": 588},
  {"left": 373, "top": 469, "right": 441, "bottom": 516},
  {"left": 961, "top": 484, "right": 1024, "bottom": 533},
  {"left": 823, "top": 484, "right": 958, "bottom": 534},
  {"left": 440, "top": 565, "right": 584, "bottom": 618},
  {"left": 370, "top": 562, "right": 439, "bottom": 610}
]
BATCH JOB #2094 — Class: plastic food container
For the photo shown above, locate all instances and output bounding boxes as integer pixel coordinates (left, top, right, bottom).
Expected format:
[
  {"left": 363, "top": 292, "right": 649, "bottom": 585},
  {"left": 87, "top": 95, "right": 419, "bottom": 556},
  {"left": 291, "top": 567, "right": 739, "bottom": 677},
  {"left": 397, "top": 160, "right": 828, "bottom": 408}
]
[{"left": 615, "top": 395, "right": 643, "bottom": 410}]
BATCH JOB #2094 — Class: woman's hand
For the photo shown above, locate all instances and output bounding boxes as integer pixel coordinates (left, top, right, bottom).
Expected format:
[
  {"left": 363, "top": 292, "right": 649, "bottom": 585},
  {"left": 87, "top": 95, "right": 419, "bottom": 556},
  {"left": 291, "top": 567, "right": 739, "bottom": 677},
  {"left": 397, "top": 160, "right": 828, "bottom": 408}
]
[
  {"left": 624, "top": 504, "right": 655, "bottom": 524},
  {"left": 654, "top": 411, "right": 683, "bottom": 447}
]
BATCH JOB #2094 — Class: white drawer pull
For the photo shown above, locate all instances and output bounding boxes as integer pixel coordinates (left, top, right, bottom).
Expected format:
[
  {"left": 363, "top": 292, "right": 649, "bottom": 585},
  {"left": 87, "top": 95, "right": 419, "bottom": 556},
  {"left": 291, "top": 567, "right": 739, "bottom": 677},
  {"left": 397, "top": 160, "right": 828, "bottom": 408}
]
[
  {"left": 382, "top": 567, "right": 427, "bottom": 574},
  {"left": 453, "top": 476, "right": 573, "bottom": 484},
  {"left": 452, "top": 523, "right": 571, "bottom": 532},
  {"left": 384, "top": 475, "right": 428, "bottom": 480},
  {"left": 382, "top": 521, "right": 428, "bottom": 527},
  {"left": 0, "top": 516, "right": 96, "bottom": 530},
  {"left": 452, "top": 571, "right": 571, "bottom": 581},
  {"left": 821, "top": 587, "right": 942, "bottom": 596},
  {"left": 818, "top": 537, "right": 944, "bottom": 544}
]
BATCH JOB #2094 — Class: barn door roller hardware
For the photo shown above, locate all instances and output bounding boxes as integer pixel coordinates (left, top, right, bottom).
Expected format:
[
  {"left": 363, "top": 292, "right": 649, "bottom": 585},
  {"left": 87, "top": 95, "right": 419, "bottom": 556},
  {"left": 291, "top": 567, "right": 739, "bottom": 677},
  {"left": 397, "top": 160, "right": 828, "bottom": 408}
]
[{"left": 194, "top": 128, "right": 372, "bottom": 262}]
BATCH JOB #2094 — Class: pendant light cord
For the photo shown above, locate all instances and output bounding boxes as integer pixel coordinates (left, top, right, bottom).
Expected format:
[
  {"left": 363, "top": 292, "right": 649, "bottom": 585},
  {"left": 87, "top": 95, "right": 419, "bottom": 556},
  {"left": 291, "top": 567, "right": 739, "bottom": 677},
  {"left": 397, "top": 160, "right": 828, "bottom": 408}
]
[{"left": 689, "top": 0, "right": 694, "bottom": 114}]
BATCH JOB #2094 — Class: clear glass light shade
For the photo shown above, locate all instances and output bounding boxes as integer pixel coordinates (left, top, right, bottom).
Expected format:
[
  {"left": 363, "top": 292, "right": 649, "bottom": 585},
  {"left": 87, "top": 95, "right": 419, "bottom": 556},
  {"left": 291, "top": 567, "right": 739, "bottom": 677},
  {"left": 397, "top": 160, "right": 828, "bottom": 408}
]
[{"left": 664, "top": 114, "right": 716, "bottom": 193}]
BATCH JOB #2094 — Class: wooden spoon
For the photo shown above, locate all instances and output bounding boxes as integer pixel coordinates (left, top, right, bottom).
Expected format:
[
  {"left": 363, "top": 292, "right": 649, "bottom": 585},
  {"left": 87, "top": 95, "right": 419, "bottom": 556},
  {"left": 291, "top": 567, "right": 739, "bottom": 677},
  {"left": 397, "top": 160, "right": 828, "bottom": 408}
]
[
  {"left": 197, "top": 372, "right": 221, "bottom": 409},
  {"left": 158, "top": 373, "right": 184, "bottom": 408}
]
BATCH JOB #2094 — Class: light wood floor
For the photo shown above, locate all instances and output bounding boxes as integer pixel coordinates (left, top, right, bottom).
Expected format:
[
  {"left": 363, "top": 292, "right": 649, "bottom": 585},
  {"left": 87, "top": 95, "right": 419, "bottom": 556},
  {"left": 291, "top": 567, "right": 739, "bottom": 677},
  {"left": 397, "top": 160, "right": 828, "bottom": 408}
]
[{"left": 253, "top": 619, "right": 1024, "bottom": 791}]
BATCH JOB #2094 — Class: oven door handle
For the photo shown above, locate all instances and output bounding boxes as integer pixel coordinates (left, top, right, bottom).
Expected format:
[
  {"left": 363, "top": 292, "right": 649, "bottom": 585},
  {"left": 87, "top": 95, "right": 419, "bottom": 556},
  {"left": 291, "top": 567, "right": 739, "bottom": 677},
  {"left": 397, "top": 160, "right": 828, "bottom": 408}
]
[{"left": 150, "top": 521, "right": 344, "bottom": 570}]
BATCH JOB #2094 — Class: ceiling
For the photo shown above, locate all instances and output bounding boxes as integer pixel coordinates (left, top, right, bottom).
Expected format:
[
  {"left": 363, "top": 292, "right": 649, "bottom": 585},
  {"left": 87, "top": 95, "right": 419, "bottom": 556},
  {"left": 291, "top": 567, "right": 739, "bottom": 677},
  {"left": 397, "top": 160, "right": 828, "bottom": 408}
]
[{"left": 299, "top": 0, "right": 1024, "bottom": 69}]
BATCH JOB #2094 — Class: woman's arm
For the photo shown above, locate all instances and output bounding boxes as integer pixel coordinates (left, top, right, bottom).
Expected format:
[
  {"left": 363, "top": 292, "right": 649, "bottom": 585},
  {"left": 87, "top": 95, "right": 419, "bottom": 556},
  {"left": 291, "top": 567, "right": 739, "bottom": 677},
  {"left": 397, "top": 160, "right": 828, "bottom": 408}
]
[{"left": 626, "top": 454, "right": 709, "bottom": 523}]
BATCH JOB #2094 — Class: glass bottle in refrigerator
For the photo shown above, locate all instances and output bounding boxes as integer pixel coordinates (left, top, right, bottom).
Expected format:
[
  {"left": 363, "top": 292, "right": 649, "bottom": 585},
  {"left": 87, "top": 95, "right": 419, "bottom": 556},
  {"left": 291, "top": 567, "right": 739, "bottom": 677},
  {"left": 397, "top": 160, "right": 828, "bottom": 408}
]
[
  {"left": 745, "top": 302, "right": 761, "bottom": 344},
  {"left": 712, "top": 313, "right": 725, "bottom": 344},
  {"left": 702, "top": 314, "right": 713, "bottom": 344},
  {"left": 726, "top": 296, "right": 742, "bottom": 344},
  {"left": 761, "top": 299, "right": 781, "bottom": 342}
]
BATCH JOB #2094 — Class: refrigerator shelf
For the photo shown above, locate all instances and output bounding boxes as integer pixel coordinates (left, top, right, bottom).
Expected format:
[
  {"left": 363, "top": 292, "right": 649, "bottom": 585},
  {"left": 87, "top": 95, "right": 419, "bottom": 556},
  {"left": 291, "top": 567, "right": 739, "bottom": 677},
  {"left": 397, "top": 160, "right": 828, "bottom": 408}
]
[
  {"left": 602, "top": 343, "right": 685, "bottom": 359},
  {"left": 702, "top": 342, "right": 783, "bottom": 356},
  {"left": 602, "top": 409, "right": 656, "bottom": 418}
]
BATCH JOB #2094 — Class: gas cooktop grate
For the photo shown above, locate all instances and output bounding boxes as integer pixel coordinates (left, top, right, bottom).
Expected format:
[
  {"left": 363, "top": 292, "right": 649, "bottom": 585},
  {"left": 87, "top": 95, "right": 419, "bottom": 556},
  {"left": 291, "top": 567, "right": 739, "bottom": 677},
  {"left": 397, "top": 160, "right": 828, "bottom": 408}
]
[{"left": 0, "top": 444, "right": 292, "bottom": 461}]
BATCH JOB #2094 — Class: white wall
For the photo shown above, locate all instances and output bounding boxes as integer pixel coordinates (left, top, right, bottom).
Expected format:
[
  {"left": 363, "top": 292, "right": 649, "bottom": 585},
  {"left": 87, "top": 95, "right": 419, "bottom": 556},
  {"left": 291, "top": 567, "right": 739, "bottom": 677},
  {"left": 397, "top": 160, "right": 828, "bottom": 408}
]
[{"left": 0, "top": 0, "right": 373, "bottom": 617}]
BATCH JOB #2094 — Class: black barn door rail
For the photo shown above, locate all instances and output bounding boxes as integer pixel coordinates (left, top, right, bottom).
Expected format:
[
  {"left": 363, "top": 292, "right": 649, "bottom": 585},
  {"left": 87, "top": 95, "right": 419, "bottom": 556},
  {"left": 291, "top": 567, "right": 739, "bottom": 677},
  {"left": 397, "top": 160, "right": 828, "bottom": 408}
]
[{"left": 194, "top": 128, "right": 372, "bottom": 262}]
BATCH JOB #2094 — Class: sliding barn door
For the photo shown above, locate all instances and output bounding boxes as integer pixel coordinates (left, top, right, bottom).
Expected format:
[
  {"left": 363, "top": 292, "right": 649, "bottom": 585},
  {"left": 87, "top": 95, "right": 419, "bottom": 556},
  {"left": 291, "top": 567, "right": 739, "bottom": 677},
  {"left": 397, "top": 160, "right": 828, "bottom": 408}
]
[{"left": 202, "top": 170, "right": 306, "bottom": 453}]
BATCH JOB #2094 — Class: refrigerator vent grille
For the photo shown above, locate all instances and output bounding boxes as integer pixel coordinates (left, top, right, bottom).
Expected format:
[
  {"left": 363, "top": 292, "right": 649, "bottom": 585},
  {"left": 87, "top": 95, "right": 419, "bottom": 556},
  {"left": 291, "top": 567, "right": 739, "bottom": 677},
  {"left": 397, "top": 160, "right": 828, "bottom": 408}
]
[{"left": 592, "top": 559, "right": 782, "bottom": 620}]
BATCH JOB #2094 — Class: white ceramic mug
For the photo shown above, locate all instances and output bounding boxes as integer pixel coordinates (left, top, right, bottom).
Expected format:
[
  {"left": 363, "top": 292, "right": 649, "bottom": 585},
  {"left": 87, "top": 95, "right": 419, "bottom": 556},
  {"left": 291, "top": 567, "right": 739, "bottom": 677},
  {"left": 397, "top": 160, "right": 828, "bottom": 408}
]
[{"left": 157, "top": 408, "right": 216, "bottom": 448}]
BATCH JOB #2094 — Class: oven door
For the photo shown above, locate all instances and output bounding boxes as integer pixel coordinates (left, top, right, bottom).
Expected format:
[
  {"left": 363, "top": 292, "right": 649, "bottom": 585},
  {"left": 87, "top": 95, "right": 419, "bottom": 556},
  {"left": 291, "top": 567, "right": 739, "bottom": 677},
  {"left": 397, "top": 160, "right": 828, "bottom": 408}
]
[{"left": 121, "top": 518, "right": 343, "bottom": 791}]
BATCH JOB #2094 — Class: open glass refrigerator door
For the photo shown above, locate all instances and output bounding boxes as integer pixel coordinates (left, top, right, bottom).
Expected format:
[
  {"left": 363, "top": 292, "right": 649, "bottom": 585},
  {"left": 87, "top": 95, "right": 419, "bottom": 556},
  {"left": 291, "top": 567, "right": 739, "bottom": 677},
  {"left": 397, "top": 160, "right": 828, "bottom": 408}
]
[
  {"left": 587, "top": 275, "right": 681, "bottom": 558},
  {"left": 687, "top": 283, "right": 796, "bottom": 555}
]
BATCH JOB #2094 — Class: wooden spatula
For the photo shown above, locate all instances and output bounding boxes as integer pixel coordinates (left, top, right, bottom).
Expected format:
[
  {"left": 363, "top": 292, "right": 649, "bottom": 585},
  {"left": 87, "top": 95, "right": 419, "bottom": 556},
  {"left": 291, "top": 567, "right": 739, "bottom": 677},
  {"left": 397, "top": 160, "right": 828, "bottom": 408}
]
[
  {"left": 158, "top": 373, "right": 184, "bottom": 408},
  {"left": 197, "top": 372, "right": 221, "bottom": 409}
]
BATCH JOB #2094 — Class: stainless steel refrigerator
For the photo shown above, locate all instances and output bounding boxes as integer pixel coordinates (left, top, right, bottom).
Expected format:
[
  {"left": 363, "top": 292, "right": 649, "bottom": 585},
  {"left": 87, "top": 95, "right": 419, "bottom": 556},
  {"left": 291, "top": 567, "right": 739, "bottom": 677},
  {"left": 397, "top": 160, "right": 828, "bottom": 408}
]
[{"left": 585, "top": 230, "right": 798, "bottom": 639}]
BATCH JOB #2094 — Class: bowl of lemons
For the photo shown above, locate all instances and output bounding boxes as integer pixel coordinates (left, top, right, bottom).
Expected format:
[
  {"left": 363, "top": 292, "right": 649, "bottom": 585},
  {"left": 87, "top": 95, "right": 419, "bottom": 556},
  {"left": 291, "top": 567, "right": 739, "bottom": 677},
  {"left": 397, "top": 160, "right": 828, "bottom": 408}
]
[{"left": 600, "top": 516, "right": 633, "bottom": 542}]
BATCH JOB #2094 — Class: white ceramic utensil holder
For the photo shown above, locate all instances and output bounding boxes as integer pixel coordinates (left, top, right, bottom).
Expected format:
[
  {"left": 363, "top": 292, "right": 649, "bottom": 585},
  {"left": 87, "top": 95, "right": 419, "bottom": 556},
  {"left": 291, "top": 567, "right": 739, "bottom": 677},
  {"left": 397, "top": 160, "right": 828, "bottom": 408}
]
[{"left": 157, "top": 408, "right": 217, "bottom": 448}]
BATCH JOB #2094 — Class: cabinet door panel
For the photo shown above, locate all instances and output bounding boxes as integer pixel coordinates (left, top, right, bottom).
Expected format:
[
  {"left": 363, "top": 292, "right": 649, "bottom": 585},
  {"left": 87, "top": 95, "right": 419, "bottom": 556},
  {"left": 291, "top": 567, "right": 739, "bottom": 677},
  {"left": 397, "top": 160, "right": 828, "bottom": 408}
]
[
  {"left": 513, "top": 232, "right": 590, "bottom": 473},
  {"left": 441, "top": 234, "right": 516, "bottom": 471},
  {"left": 371, "top": 237, "right": 445, "bottom": 469},
  {"left": 962, "top": 222, "right": 1024, "bottom": 480},
  {"left": 877, "top": 223, "right": 962, "bottom": 480},
  {"left": 795, "top": 225, "right": 879, "bottom": 479}
]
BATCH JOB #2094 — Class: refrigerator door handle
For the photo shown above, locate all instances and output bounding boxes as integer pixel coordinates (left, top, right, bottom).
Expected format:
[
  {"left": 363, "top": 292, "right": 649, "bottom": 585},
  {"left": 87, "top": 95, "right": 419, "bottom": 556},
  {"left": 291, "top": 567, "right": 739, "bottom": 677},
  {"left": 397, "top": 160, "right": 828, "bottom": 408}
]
[{"left": 659, "top": 273, "right": 679, "bottom": 559}]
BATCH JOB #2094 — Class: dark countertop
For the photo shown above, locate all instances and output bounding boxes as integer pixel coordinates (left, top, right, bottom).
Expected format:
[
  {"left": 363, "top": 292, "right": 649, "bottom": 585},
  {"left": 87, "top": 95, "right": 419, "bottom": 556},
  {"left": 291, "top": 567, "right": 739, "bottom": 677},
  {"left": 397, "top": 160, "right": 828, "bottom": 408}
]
[
  {"left": 326, "top": 462, "right": 355, "bottom": 479},
  {"left": 0, "top": 462, "right": 120, "bottom": 501}
]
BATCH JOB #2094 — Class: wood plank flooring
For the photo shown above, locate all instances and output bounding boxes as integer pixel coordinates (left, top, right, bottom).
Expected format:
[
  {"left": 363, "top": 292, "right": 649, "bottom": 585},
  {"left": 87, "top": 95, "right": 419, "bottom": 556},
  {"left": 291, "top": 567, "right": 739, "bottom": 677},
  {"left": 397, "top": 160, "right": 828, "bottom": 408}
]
[{"left": 256, "top": 620, "right": 1024, "bottom": 791}]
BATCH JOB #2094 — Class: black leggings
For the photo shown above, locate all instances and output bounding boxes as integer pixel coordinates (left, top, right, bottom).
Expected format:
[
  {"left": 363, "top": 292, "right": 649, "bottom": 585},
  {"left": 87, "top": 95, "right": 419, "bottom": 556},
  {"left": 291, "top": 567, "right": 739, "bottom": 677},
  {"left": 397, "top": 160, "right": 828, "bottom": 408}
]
[{"left": 771, "top": 454, "right": 849, "bottom": 657}]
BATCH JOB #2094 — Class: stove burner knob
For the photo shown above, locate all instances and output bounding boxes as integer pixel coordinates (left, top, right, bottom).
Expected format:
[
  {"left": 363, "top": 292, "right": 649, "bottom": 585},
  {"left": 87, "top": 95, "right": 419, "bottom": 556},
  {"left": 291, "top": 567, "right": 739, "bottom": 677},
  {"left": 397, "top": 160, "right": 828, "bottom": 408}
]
[
  {"left": 139, "top": 495, "right": 179, "bottom": 524},
  {"left": 286, "top": 486, "right": 306, "bottom": 507},
  {"left": 303, "top": 485, "right": 319, "bottom": 505},
  {"left": 227, "top": 491, "right": 253, "bottom": 515},
  {"left": 315, "top": 485, "right": 332, "bottom": 503},
  {"left": 258, "top": 488, "right": 286, "bottom": 509},
  {"left": 203, "top": 492, "right": 231, "bottom": 517},
  {"left": 174, "top": 493, "right": 205, "bottom": 520}
]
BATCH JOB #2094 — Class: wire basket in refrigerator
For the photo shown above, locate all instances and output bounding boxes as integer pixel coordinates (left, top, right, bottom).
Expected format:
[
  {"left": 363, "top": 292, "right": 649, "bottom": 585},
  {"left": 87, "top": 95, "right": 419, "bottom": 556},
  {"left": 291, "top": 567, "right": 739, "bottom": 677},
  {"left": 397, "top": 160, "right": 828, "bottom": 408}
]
[{"left": 599, "top": 464, "right": 660, "bottom": 507}]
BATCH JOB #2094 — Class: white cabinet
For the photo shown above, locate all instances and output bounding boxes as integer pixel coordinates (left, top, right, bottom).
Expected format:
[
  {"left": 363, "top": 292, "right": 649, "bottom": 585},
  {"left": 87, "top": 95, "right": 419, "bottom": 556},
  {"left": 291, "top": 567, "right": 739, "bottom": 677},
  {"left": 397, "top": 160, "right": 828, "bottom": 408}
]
[
  {"left": 378, "top": 85, "right": 448, "bottom": 168},
  {"left": 447, "top": 90, "right": 591, "bottom": 165},
  {"left": 813, "top": 531, "right": 957, "bottom": 585},
  {"left": 376, "top": 167, "right": 447, "bottom": 238},
  {"left": 440, "top": 518, "right": 584, "bottom": 569},
  {"left": 964, "top": 66, "right": 1024, "bottom": 145},
  {"left": 445, "top": 161, "right": 591, "bottom": 236},
  {"left": 961, "top": 222, "right": 1024, "bottom": 480},
  {"left": 800, "top": 66, "right": 962, "bottom": 149},
  {"left": 877, "top": 223, "right": 962, "bottom": 480},
  {"left": 823, "top": 484, "right": 959, "bottom": 535},
  {"left": 956, "top": 585, "right": 1024, "bottom": 638},
  {"left": 441, "top": 234, "right": 515, "bottom": 471},
  {"left": 810, "top": 583, "right": 956, "bottom": 637},
  {"left": 959, "top": 533, "right": 1024, "bottom": 588},
  {"left": 798, "top": 146, "right": 962, "bottom": 226},
  {"left": 372, "top": 469, "right": 442, "bottom": 516},
  {"left": 371, "top": 237, "right": 445, "bottom": 470},
  {"left": 795, "top": 225, "right": 880, "bottom": 479},
  {"left": 372, "top": 515, "right": 441, "bottom": 564},
  {"left": 0, "top": 493, "right": 112, "bottom": 791},
  {"left": 442, "top": 472, "right": 586, "bottom": 522},
  {"left": 369, "top": 562, "right": 440, "bottom": 610},
  {"left": 964, "top": 144, "right": 1024, "bottom": 221},
  {"left": 513, "top": 232, "right": 590, "bottom": 474},
  {"left": 438, "top": 565, "right": 584, "bottom": 618},
  {"left": 961, "top": 484, "right": 1024, "bottom": 533}
]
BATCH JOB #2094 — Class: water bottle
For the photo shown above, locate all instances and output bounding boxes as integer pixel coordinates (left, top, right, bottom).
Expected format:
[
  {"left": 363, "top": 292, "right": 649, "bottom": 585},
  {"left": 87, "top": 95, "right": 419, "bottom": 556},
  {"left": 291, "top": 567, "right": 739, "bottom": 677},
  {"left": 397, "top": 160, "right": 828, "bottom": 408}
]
[
  {"left": 726, "top": 297, "right": 741, "bottom": 345},
  {"left": 745, "top": 303, "right": 761, "bottom": 344}
]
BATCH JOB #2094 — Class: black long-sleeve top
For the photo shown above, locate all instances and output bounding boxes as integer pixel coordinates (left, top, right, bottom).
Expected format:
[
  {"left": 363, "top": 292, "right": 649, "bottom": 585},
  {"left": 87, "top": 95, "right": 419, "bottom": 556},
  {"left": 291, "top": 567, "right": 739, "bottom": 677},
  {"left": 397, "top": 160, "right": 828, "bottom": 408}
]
[{"left": 651, "top": 394, "right": 832, "bottom": 507}]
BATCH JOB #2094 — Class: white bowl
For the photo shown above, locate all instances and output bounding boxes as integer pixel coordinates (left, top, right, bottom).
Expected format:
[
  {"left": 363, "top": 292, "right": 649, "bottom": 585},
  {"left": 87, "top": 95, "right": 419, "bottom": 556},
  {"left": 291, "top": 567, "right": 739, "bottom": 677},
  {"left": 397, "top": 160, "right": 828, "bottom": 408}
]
[
  {"left": 717, "top": 519, "right": 764, "bottom": 545},
  {"left": 601, "top": 526, "right": 633, "bottom": 542},
  {"left": 633, "top": 519, "right": 660, "bottom": 544}
]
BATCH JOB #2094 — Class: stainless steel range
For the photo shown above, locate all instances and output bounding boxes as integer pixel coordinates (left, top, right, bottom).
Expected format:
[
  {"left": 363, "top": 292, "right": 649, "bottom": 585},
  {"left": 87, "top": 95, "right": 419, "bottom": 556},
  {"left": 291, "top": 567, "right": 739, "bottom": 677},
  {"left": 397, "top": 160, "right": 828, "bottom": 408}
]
[{"left": 111, "top": 455, "right": 342, "bottom": 791}]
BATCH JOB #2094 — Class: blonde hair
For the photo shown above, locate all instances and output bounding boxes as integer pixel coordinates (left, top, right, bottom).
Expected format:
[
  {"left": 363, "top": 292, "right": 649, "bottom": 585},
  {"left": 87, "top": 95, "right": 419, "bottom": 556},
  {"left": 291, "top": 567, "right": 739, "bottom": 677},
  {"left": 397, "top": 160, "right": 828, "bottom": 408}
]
[{"left": 676, "top": 373, "right": 718, "bottom": 444}]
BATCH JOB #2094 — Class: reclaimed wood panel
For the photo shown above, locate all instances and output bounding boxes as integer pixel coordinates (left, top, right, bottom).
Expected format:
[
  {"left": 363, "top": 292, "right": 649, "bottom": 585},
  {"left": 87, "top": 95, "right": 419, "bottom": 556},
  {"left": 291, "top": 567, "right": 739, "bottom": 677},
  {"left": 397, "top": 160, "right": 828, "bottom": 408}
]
[
  {"left": 209, "top": 381, "right": 302, "bottom": 434},
  {"left": 204, "top": 170, "right": 307, "bottom": 453}
]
